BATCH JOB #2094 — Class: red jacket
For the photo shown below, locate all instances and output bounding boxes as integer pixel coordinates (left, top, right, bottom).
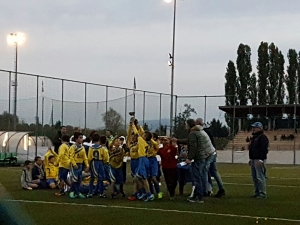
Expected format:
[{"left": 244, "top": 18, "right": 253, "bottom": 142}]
[{"left": 157, "top": 144, "right": 178, "bottom": 169}]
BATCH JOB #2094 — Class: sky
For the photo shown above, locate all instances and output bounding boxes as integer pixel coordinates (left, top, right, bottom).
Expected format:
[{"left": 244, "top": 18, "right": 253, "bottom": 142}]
[{"left": 1, "top": 0, "right": 300, "bottom": 127}]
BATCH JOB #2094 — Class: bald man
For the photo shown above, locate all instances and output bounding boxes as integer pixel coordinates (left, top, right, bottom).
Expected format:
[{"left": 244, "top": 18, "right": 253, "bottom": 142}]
[{"left": 195, "top": 118, "right": 225, "bottom": 198}]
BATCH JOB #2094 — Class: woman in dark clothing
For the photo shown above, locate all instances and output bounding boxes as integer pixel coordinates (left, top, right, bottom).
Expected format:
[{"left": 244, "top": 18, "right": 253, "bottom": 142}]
[{"left": 157, "top": 138, "right": 178, "bottom": 200}]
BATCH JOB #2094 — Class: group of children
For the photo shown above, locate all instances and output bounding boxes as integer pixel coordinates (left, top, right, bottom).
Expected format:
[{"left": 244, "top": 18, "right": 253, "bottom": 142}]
[{"left": 21, "top": 118, "right": 185, "bottom": 201}]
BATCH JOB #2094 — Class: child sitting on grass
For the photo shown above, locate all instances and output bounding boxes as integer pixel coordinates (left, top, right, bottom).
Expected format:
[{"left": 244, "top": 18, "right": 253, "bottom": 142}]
[{"left": 21, "top": 160, "right": 39, "bottom": 190}]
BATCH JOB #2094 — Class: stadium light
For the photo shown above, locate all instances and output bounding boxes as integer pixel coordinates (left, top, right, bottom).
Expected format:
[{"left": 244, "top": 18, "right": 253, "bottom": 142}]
[
  {"left": 165, "top": 0, "right": 177, "bottom": 135},
  {"left": 7, "top": 32, "right": 26, "bottom": 131}
]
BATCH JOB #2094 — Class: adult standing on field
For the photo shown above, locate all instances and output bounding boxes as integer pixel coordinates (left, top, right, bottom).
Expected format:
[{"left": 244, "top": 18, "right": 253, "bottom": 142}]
[
  {"left": 53, "top": 126, "right": 67, "bottom": 154},
  {"left": 248, "top": 122, "right": 269, "bottom": 199}
]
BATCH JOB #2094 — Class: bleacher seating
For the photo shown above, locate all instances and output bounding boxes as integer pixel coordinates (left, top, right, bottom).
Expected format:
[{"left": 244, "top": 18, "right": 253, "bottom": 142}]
[
  {"left": 226, "top": 129, "right": 299, "bottom": 151},
  {"left": 0, "top": 152, "right": 18, "bottom": 165}
]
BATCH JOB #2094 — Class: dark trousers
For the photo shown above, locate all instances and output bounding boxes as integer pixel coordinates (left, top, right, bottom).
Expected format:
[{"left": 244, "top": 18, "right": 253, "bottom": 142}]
[
  {"left": 162, "top": 168, "right": 178, "bottom": 197},
  {"left": 122, "top": 162, "right": 127, "bottom": 183}
]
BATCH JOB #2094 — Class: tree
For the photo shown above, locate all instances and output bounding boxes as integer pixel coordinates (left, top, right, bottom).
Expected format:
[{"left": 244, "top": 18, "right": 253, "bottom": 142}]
[
  {"left": 207, "top": 118, "right": 229, "bottom": 137},
  {"left": 277, "top": 51, "right": 285, "bottom": 104},
  {"left": 143, "top": 123, "right": 150, "bottom": 132},
  {"left": 173, "top": 104, "right": 196, "bottom": 138},
  {"left": 102, "top": 107, "right": 124, "bottom": 133},
  {"left": 257, "top": 41, "right": 269, "bottom": 105},
  {"left": 249, "top": 73, "right": 258, "bottom": 105},
  {"left": 0, "top": 111, "right": 18, "bottom": 131},
  {"left": 154, "top": 125, "right": 167, "bottom": 136},
  {"left": 236, "top": 43, "right": 252, "bottom": 105},
  {"left": 268, "top": 43, "right": 279, "bottom": 105},
  {"left": 285, "top": 49, "right": 298, "bottom": 104},
  {"left": 225, "top": 60, "right": 237, "bottom": 106}
]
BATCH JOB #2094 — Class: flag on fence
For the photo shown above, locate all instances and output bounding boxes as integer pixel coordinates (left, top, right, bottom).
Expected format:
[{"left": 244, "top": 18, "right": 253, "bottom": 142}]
[{"left": 133, "top": 77, "right": 136, "bottom": 91}]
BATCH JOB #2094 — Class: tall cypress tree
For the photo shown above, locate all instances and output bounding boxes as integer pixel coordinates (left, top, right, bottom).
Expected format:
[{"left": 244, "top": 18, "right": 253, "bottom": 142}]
[
  {"left": 268, "top": 43, "right": 279, "bottom": 105},
  {"left": 225, "top": 60, "right": 237, "bottom": 106},
  {"left": 249, "top": 73, "right": 257, "bottom": 105},
  {"left": 298, "top": 52, "right": 300, "bottom": 103},
  {"left": 277, "top": 51, "right": 285, "bottom": 104},
  {"left": 257, "top": 41, "right": 269, "bottom": 105},
  {"left": 285, "top": 49, "right": 298, "bottom": 104},
  {"left": 236, "top": 43, "right": 252, "bottom": 105}
]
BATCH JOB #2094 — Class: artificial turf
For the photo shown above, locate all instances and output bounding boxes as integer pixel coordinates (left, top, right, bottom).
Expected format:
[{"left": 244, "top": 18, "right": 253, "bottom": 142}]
[{"left": 0, "top": 163, "right": 299, "bottom": 225}]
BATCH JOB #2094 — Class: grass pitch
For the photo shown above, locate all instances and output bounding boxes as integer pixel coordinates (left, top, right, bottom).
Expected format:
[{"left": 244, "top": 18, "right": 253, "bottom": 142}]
[{"left": 0, "top": 163, "right": 299, "bottom": 225}]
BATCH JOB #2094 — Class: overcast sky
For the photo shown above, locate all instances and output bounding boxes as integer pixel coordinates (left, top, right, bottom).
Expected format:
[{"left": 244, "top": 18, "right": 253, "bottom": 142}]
[{"left": 1, "top": 0, "right": 300, "bottom": 98}]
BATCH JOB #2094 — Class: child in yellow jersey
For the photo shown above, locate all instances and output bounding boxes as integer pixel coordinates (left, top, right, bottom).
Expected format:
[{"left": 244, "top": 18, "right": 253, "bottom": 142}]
[
  {"left": 55, "top": 134, "right": 71, "bottom": 196},
  {"left": 109, "top": 137, "right": 126, "bottom": 198},
  {"left": 127, "top": 134, "right": 140, "bottom": 201},
  {"left": 147, "top": 134, "right": 163, "bottom": 199},
  {"left": 87, "top": 134, "right": 109, "bottom": 198},
  {"left": 69, "top": 132, "right": 89, "bottom": 199},
  {"left": 131, "top": 123, "right": 155, "bottom": 202},
  {"left": 44, "top": 148, "right": 59, "bottom": 189}
]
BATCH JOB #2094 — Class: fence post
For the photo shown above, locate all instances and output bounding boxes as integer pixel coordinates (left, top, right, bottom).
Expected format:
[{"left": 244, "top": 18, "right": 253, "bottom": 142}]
[
  {"left": 232, "top": 95, "right": 236, "bottom": 164},
  {"left": 143, "top": 91, "right": 146, "bottom": 126},
  {"left": 8, "top": 72, "right": 11, "bottom": 131},
  {"left": 125, "top": 89, "right": 128, "bottom": 131},
  {"left": 204, "top": 95, "right": 207, "bottom": 124},
  {"left": 84, "top": 83, "right": 87, "bottom": 134},
  {"left": 35, "top": 76, "right": 39, "bottom": 157},
  {"left": 61, "top": 79, "right": 64, "bottom": 126},
  {"left": 105, "top": 86, "right": 108, "bottom": 130},
  {"left": 159, "top": 94, "right": 162, "bottom": 136}
]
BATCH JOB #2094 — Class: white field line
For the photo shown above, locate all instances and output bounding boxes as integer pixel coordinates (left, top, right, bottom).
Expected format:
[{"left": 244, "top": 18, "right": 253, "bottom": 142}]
[
  {"left": 4, "top": 199, "right": 300, "bottom": 223},
  {"left": 223, "top": 182, "right": 299, "bottom": 188},
  {"left": 221, "top": 175, "right": 300, "bottom": 180}
]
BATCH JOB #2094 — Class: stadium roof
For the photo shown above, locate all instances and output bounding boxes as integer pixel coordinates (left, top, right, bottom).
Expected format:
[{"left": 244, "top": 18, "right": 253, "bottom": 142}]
[{"left": 219, "top": 104, "right": 300, "bottom": 117}]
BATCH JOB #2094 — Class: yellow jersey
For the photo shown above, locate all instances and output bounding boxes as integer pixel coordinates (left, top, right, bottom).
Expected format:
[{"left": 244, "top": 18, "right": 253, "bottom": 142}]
[
  {"left": 127, "top": 125, "right": 145, "bottom": 146},
  {"left": 87, "top": 145, "right": 110, "bottom": 164},
  {"left": 57, "top": 143, "right": 70, "bottom": 169},
  {"left": 109, "top": 146, "right": 124, "bottom": 169},
  {"left": 132, "top": 124, "right": 148, "bottom": 158},
  {"left": 44, "top": 150, "right": 59, "bottom": 180},
  {"left": 147, "top": 139, "right": 159, "bottom": 157},
  {"left": 69, "top": 144, "right": 89, "bottom": 167},
  {"left": 129, "top": 142, "right": 139, "bottom": 159}
]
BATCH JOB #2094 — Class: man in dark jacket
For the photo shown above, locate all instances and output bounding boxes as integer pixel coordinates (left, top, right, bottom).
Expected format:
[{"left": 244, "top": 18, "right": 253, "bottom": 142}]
[
  {"left": 53, "top": 126, "right": 67, "bottom": 154},
  {"left": 184, "top": 119, "right": 207, "bottom": 203},
  {"left": 248, "top": 122, "right": 269, "bottom": 199}
]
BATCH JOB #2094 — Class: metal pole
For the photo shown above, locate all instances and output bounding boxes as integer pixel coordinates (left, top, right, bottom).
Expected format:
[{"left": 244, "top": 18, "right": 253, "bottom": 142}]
[
  {"left": 294, "top": 86, "right": 297, "bottom": 165},
  {"left": 159, "top": 94, "right": 162, "bottom": 136},
  {"left": 8, "top": 72, "right": 11, "bottom": 131},
  {"left": 232, "top": 95, "right": 236, "bottom": 164},
  {"left": 84, "top": 83, "right": 87, "bottom": 133},
  {"left": 125, "top": 89, "right": 128, "bottom": 131},
  {"left": 204, "top": 95, "right": 207, "bottom": 124},
  {"left": 143, "top": 91, "right": 146, "bottom": 126},
  {"left": 133, "top": 90, "right": 136, "bottom": 113},
  {"left": 13, "top": 42, "right": 18, "bottom": 131},
  {"left": 61, "top": 80, "right": 64, "bottom": 126},
  {"left": 105, "top": 86, "right": 108, "bottom": 130},
  {"left": 169, "top": 0, "right": 177, "bottom": 136},
  {"left": 35, "top": 76, "right": 39, "bottom": 157}
]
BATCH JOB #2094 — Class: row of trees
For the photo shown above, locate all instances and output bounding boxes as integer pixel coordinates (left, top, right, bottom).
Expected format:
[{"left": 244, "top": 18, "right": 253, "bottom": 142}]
[
  {"left": 0, "top": 104, "right": 229, "bottom": 146},
  {"left": 225, "top": 42, "right": 300, "bottom": 106}
]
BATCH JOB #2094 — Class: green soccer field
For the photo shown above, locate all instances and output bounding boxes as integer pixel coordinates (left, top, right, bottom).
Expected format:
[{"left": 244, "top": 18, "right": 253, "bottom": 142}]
[{"left": 0, "top": 163, "right": 299, "bottom": 225}]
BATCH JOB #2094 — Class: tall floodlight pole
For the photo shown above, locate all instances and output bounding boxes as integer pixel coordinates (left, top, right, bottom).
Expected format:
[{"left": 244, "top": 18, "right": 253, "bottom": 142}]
[
  {"left": 7, "top": 33, "right": 25, "bottom": 131},
  {"left": 165, "top": 0, "right": 177, "bottom": 136}
]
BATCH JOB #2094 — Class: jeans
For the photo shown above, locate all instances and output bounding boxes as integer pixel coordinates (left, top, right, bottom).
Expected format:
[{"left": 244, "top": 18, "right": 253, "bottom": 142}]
[
  {"left": 251, "top": 160, "right": 267, "bottom": 197},
  {"left": 206, "top": 153, "right": 224, "bottom": 190},
  {"left": 191, "top": 159, "right": 206, "bottom": 197}
]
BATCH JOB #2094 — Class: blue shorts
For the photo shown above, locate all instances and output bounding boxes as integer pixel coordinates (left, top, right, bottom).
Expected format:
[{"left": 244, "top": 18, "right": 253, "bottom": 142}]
[
  {"left": 130, "top": 158, "right": 139, "bottom": 177},
  {"left": 148, "top": 157, "right": 158, "bottom": 177},
  {"left": 46, "top": 179, "right": 57, "bottom": 186},
  {"left": 58, "top": 167, "right": 69, "bottom": 181},
  {"left": 90, "top": 160, "right": 105, "bottom": 180},
  {"left": 109, "top": 167, "right": 124, "bottom": 184},
  {"left": 136, "top": 157, "right": 149, "bottom": 179},
  {"left": 70, "top": 164, "right": 83, "bottom": 183}
]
